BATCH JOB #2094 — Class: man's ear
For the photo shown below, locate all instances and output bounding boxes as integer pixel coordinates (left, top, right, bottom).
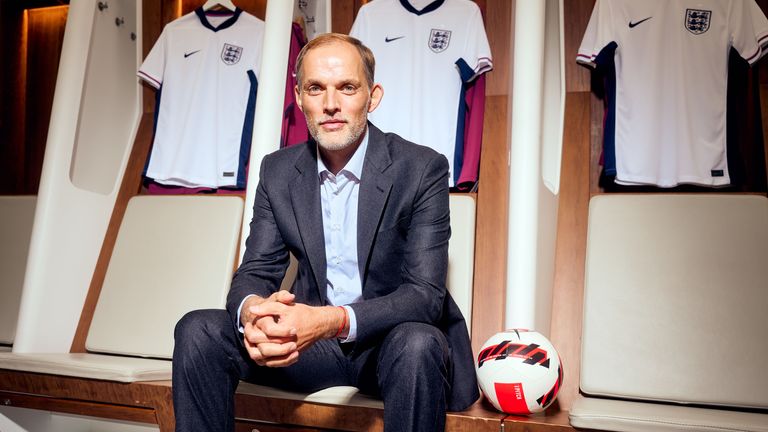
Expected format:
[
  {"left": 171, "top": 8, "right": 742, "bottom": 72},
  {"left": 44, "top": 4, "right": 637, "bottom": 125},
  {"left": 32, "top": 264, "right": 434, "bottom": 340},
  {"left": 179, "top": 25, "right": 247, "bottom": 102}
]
[
  {"left": 294, "top": 85, "right": 304, "bottom": 112},
  {"left": 368, "top": 84, "right": 383, "bottom": 113}
]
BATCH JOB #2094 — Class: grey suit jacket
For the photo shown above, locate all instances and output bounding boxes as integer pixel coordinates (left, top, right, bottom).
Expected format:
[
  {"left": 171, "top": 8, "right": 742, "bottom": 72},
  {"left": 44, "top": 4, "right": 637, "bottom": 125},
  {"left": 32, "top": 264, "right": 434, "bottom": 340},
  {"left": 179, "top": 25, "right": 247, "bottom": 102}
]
[{"left": 226, "top": 123, "right": 479, "bottom": 411}]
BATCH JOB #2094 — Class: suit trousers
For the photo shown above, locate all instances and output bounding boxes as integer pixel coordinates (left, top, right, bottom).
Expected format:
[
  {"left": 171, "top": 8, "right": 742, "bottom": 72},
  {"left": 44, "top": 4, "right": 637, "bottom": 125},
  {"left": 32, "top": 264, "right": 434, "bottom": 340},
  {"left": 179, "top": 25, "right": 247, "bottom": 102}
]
[{"left": 172, "top": 309, "right": 452, "bottom": 432}]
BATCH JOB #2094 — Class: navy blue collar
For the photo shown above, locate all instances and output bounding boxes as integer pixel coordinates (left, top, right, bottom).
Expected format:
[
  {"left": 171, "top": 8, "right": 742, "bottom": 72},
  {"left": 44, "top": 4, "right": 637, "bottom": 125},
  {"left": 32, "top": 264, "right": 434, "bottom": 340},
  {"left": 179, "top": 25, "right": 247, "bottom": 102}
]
[
  {"left": 399, "top": 0, "right": 445, "bottom": 16},
  {"left": 194, "top": 7, "right": 243, "bottom": 32}
]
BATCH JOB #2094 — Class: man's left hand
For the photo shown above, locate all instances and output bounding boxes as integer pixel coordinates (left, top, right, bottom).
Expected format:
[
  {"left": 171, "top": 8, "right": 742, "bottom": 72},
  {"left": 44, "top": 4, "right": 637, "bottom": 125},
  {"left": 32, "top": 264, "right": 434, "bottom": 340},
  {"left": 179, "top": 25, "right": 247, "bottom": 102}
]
[{"left": 249, "top": 302, "right": 345, "bottom": 353}]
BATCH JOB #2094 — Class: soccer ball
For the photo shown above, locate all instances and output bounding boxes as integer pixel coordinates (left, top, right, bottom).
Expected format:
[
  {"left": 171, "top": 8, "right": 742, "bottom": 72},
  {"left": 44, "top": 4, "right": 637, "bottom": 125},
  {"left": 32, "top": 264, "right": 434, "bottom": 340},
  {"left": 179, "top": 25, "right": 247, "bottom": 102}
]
[{"left": 475, "top": 329, "right": 563, "bottom": 415}]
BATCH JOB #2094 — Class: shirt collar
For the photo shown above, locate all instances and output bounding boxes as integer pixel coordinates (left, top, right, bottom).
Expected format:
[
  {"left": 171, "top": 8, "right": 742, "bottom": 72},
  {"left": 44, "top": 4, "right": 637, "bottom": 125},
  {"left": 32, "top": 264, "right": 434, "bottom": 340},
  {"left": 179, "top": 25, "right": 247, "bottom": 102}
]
[{"left": 317, "top": 129, "right": 369, "bottom": 181}]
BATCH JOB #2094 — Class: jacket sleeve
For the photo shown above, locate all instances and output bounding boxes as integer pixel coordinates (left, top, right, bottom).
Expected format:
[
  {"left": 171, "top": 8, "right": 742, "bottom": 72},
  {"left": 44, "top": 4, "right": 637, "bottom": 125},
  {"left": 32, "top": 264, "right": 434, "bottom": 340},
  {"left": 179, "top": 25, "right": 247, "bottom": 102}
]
[{"left": 225, "top": 155, "right": 290, "bottom": 332}]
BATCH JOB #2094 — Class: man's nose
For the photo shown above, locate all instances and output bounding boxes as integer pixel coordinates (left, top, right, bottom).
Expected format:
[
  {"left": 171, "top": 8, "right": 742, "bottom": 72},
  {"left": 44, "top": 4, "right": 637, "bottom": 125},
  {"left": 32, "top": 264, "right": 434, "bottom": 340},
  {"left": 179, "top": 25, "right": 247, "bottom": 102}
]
[{"left": 323, "top": 88, "right": 340, "bottom": 114}]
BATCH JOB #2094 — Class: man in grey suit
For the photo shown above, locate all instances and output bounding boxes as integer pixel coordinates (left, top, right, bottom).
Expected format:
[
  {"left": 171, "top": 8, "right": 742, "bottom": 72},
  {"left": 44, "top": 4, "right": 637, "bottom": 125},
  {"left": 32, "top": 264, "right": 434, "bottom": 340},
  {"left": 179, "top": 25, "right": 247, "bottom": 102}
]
[{"left": 172, "top": 33, "right": 478, "bottom": 432}]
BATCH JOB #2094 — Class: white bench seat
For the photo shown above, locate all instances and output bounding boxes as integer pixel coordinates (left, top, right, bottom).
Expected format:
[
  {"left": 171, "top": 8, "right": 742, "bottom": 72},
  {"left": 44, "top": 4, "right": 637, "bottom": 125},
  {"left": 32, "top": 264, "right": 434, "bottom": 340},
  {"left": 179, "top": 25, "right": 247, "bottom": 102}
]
[
  {"left": 571, "top": 194, "right": 768, "bottom": 432},
  {"left": 571, "top": 396, "right": 768, "bottom": 432},
  {"left": 0, "top": 196, "right": 243, "bottom": 382},
  {"left": 0, "top": 353, "right": 171, "bottom": 382}
]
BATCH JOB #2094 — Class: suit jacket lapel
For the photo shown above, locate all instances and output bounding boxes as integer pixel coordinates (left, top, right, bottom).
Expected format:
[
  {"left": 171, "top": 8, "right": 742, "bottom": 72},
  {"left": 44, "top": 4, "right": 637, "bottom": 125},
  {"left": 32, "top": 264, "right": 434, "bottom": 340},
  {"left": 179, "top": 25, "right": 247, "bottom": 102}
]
[
  {"left": 289, "top": 144, "right": 327, "bottom": 301},
  {"left": 358, "top": 124, "right": 393, "bottom": 283}
]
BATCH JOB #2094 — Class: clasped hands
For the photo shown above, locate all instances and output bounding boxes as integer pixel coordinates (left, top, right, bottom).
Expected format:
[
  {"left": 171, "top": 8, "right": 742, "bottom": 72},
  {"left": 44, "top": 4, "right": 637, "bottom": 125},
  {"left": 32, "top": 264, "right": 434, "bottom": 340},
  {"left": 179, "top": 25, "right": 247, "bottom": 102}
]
[{"left": 241, "top": 291, "right": 346, "bottom": 367}]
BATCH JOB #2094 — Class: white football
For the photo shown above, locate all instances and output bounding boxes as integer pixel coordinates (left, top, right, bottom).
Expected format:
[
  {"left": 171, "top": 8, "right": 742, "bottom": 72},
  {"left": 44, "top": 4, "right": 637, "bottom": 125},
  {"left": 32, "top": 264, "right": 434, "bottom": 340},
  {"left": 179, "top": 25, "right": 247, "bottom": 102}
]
[{"left": 475, "top": 329, "right": 563, "bottom": 414}]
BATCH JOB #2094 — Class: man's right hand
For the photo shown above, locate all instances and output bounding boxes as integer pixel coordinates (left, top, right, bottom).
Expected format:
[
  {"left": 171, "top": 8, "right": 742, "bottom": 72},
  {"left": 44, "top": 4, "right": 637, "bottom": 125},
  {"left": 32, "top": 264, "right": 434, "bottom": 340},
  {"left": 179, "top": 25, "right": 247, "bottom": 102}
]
[{"left": 241, "top": 291, "right": 300, "bottom": 367}]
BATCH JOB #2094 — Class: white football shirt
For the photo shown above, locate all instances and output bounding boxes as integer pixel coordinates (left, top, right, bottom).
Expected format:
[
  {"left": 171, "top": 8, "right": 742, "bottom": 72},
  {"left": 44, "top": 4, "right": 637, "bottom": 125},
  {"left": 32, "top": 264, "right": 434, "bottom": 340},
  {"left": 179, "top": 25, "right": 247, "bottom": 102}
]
[
  {"left": 350, "top": 0, "right": 492, "bottom": 187},
  {"left": 138, "top": 8, "right": 265, "bottom": 188},
  {"left": 577, "top": 0, "right": 768, "bottom": 187}
]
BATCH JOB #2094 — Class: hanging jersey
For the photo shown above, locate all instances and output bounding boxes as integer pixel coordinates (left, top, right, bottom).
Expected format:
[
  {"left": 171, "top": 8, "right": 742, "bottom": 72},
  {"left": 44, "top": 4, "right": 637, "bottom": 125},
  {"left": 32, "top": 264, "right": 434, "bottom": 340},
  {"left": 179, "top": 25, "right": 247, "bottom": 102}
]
[
  {"left": 456, "top": 73, "right": 485, "bottom": 190},
  {"left": 577, "top": 0, "right": 768, "bottom": 187},
  {"left": 138, "top": 8, "right": 265, "bottom": 188},
  {"left": 350, "top": 0, "right": 492, "bottom": 187},
  {"left": 282, "top": 22, "right": 310, "bottom": 148}
]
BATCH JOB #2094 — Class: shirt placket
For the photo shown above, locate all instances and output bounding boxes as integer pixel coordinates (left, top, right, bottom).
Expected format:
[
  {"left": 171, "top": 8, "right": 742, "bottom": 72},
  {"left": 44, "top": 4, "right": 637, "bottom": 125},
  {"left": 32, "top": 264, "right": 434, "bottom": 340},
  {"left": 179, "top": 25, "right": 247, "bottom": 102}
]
[{"left": 328, "top": 174, "right": 344, "bottom": 299}]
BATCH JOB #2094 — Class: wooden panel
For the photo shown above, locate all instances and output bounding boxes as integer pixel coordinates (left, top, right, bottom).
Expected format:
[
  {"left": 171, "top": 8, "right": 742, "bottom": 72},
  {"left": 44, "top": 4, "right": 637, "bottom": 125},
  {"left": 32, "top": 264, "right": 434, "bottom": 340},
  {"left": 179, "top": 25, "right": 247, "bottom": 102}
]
[
  {"left": 235, "top": 393, "right": 384, "bottom": 431},
  {"left": 22, "top": 5, "right": 68, "bottom": 194},
  {"left": 0, "top": 369, "right": 175, "bottom": 432},
  {"left": 0, "top": 373, "right": 174, "bottom": 431},
  {"left": 0, "top": 390, "right": 157, "bottom": 424},
  {"left": 0, "top": 2, "right": 27, "bottom": 194},
  {"left": 563, "top": 0, "right": 594, "bottom": 93},
  {"left": 727, "top": 56, "right": 768, "bottom": 192},
  {"left": 445, "top": 400, "right": 507, "bottom": 432},
  {"left": 471, "top": 94, "right": 508, "bottom": 354},
  {"left": 331, "top": 0, "right": 358, "bottom": 34},
  {"left": 0, "top": 371, "right": 172, "bottom": 408},
  {"left": 163, "top": 0, "right": 181, "bottom": 27},
  {"left": 503, "top": 408, "right": 575, "bottom": 431},
  {"left": 548, "top": 92, "right": 591, "bottom": 411},
  {"left": 149, "top": 381, "right": 176, "bottom": 432},
  {"left": 751, "top": 1, "right": 768, "bottom": 192},
  {"left": 484, "top": 0, "right": 512, "bottom": 96}
]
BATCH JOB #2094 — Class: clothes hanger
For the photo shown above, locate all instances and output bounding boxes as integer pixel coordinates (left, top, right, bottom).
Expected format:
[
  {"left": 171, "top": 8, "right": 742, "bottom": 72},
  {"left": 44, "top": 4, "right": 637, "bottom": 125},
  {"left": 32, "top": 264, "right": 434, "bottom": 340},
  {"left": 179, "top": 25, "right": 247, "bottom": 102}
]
[{"left": 202, "top": 0, "right": 236, "bottom": 11}]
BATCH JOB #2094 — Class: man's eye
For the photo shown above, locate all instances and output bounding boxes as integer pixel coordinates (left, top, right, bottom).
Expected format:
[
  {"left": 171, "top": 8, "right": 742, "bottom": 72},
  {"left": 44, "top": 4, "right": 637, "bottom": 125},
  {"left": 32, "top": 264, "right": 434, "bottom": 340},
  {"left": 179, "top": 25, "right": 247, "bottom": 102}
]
[
  {"left": 306, "top": 86, "right": 321, "bottom": 95},
  {"left": 342, "top": 85, "right": 357, "bottom": 94}
]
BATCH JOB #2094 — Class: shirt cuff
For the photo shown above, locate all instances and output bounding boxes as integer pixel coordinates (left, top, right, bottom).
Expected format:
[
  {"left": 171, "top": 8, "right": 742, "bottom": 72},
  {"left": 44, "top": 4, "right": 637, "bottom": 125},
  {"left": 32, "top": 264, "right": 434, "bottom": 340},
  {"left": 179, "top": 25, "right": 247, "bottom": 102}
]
[
  {"left": 236, "top": 294, "right": 256, "bottom": 333},
  {"left": 339, "top": 305, "right": 357, "bottom": 343}
]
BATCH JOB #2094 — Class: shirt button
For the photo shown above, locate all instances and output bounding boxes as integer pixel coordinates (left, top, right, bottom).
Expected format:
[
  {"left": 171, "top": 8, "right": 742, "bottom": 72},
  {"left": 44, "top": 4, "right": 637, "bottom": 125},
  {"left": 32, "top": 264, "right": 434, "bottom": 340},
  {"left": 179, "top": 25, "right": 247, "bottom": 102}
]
[{"left": 333, "top": 224, "right": 341, "bottom": 231}]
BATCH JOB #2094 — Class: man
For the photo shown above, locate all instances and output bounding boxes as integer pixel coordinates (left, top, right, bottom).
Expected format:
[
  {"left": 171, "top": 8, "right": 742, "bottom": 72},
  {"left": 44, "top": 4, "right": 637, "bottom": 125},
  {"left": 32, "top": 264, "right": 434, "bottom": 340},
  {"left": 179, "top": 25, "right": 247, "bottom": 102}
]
[{"left": 172, "top": 33, "right": 478, "bottom": 432}]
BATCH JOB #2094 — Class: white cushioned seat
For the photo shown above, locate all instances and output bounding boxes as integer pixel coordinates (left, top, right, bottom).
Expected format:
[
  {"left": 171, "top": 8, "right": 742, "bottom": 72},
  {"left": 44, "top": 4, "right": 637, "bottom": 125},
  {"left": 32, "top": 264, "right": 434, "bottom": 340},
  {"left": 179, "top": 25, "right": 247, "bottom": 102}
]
[
  {"left": 0, "top": 196, "right": 243, "bottom": 382},
  {"left": 237, "top": 194, "right": 477, "bottom": 407},
  {"left": 571, "top": 194, "right": 768, "bottom": 431},
  {"left": 0, "top": 353, "right": 172, "bottom": 382},
  {"left": 571, "top": 396, "right": 768, "bottom": 432},
  {"left": 0, "top": 196, "right": 36, "bottom": 346}
]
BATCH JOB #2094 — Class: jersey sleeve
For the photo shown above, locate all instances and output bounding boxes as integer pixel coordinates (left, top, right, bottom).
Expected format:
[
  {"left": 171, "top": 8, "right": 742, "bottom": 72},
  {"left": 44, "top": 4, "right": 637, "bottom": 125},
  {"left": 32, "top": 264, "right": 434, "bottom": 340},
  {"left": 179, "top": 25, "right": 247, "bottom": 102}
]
[
  {"left": 137, "top": 28, "right": 168, "bottom": 89},
  {"left": 348, "top": 4, "right": 368, "bottom": 41},
  {"left": 731, "top": 0, "right": 768, "bottom": 65},
  {"left": 576, "top": 0, "right": 616, "bottom": 68},
  {"left": 460, "top": 3, "right": 493, "bottom": 82}
]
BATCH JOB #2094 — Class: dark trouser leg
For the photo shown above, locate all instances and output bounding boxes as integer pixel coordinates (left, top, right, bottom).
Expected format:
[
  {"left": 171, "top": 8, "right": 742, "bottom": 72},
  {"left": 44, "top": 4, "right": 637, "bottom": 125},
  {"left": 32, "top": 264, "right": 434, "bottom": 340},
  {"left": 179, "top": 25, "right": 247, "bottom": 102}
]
[
  {"left": 370, "top": 322, "right": 451, "bottom": 432},
  {"left": 172, "top": 309, "right": 247, "bottom": 432},
  {"left": 172, "top": 309, "right": 354, "bottom": 432}
]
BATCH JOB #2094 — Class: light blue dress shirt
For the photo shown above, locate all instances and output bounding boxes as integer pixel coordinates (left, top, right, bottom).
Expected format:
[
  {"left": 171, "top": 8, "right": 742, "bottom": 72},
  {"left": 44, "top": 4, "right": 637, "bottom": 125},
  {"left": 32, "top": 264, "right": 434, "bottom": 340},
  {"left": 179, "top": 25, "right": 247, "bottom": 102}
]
[{"left": 316, "top": 132, "right": 368, "bottom": 342}]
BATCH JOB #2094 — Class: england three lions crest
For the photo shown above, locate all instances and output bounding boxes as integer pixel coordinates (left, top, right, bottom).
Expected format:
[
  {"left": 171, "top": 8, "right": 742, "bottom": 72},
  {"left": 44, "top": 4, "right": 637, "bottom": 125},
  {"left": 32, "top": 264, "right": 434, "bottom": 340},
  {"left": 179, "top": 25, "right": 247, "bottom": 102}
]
[
  {"left": 429, "top": 29, "right": 451, "bottom": 53},
  {"left": 221, "top": 43, "right": 243, "bottom": 65},
  {"left": 685, "top": 9, "right": 711, "bottom": 35}
]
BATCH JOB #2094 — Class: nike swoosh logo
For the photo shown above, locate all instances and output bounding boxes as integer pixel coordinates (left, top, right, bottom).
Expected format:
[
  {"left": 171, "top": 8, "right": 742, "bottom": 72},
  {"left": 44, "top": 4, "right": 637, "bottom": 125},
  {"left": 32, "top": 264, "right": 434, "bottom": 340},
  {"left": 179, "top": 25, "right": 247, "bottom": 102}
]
[
  {"left": 628, "top": 17, "right": 652, "bottom": 28},
  {"left": 385, "top": 36, "right": 404, "bottom": 43},
  {"left": 184, "top": 50, "right": 201, "bottom": 58}
]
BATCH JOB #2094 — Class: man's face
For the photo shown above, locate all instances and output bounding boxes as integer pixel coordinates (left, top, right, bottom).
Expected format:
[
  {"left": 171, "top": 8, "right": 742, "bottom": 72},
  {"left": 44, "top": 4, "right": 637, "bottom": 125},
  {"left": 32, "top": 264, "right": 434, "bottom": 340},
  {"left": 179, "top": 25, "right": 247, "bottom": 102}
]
[{"left": 295, "top": 41, "right": 382, "bottom": 153}]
